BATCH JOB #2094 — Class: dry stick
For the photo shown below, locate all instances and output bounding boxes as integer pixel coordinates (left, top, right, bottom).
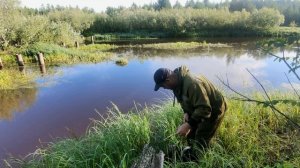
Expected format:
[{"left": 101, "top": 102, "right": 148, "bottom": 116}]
[
  {"left": 217, "top": 76, "right": 300, "bottom": 129},
  {"left": 285, "top": 72, "right": 300, "bottom": 100},
  {"left": 246, "top": 68, "right": 280, "bottom": 121}
]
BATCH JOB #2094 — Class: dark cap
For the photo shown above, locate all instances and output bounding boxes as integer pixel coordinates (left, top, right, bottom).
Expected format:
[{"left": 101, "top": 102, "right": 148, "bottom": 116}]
[{"left": 153, "top": 68, "right": 172, "bottom": 91}]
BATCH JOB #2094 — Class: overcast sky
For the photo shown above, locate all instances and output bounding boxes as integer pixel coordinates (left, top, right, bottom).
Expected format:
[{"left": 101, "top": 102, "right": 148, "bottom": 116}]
[{"left": 20, "top": 0, "right": 223, "bottom": 12}]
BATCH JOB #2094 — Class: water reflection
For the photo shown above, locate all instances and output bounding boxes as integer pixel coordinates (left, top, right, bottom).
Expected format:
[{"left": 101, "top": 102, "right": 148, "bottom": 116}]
[
  {"left": 0, "top": 88, "right": 38, "bottom": 120},
  {"left": 39, "top": 65, "right": 47, "bottom": 74},
  {"left": 114, "top": 43, "right": 267, "bottom": 65}
]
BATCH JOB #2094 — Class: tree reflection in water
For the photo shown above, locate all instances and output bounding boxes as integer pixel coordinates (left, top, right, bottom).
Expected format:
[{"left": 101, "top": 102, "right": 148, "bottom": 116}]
[{"left": 0, "top": 87, "right": 37, "bottom": 120}]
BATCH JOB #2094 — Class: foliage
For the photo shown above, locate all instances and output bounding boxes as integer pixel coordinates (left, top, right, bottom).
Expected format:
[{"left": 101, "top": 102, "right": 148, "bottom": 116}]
[
  {"left": 155, "top": 0, "right": 172, "bottom": 10},
  {"left": 23, "top": 43, "right": 112, "bottom": 64},
  {"left": 48, "top": 8, "right": 95, "bottom": 33},
  {"left": 0, "top": 0, "right": 22, "bottom": 50},
  {"left": 228, "top": 0, "right": 300, "bottom": 26},
  {"left": 0, "top": 0, "right": 91, "bottom": 50},
  {"left": 79, "top": 44, "right": 117, "bottom": 52},
  {"left": 115, "top": 58, "right": 128, "bottom": 66},
  {"left": 87, "top": 8, "right": 284, "bottom": 36},
  {"left": 249, "top": 8, "right": 284, "bottom": 29}
]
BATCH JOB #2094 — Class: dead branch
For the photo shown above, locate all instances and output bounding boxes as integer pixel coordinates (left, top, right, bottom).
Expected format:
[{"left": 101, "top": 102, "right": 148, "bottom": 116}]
[{"left": 217, "top": 74, "right": 300, "bottom": 130}]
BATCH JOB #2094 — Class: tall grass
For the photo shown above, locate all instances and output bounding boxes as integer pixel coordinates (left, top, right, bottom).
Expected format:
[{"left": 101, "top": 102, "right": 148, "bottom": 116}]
[
  {"left": 0, "top": 43, "right": 115, "bottom": 66},
  {"left": 24, "top": 43, "right": 113, "bottom": 64},
  {"left": 8, "top": 94, "right": 300, "bottom": 168},
  {"left": 139, "top": 42, "right": 230, "bottom": 50}
]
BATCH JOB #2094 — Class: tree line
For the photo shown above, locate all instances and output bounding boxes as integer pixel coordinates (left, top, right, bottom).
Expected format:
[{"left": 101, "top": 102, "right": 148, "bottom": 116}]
[
  {"left": 86, "top": 7, "right": 284, "bottom": 36},
  {"left": 1, "top": 0, "right": 299, "bottom": 50},
  {"left": 0, "top": 0, "right": 95, "bottom": 50},
  {"left": 121, "top": 0, "right": 300, "bottom": 26}
]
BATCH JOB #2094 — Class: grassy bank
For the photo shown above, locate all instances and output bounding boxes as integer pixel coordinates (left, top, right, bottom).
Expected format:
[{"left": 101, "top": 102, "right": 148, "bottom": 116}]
[
  {"left": 8, "top": 93, "right": 300, "bottom": 168},
  {"left": 0, "top": 43, "right": 116, "bottom": 66},
  {"left": 139, "top": 42, "right": 230, "bottom": 50},
  {"left": 93, "top": 27, "right": 300, "bottom": 41}
]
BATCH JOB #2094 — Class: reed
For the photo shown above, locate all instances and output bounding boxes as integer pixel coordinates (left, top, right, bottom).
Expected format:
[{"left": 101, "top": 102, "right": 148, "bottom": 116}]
[{"left": 9, "top": 92, "right": 299, "bottom": 168}]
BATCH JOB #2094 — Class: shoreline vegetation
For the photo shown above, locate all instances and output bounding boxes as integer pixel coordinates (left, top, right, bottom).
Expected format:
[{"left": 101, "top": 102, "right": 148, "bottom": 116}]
[
  {"left": 0, "top": 40, "right": 239, "bottom": 67},
  {"left": 1, "top": 1, "right": 300, "bottom": 167},
  {"left": 7, "top": 96, "right": 299, "bottom": 167},
  {"left": 90, "top": 27, "right": 300, "bottom": 41}
]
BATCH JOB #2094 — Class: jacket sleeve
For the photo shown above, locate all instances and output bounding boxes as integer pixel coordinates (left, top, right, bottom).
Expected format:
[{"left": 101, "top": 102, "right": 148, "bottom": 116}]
[{"left": 187, "top": 82, "right": 212, "bottom": 128}]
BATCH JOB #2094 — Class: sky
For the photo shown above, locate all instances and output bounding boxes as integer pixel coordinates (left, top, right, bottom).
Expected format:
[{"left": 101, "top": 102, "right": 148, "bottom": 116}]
[{"left": 20, "top": 0, "right": 223, "bottom": 12}]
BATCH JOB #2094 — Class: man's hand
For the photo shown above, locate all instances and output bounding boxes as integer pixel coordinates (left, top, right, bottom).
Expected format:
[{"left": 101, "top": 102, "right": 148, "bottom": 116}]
[
  {"left": 183, "top": 113, "right": 189, "bottom": 122},
  {"left": 176, "top": 123, "right": 191, "bottom": 137}
]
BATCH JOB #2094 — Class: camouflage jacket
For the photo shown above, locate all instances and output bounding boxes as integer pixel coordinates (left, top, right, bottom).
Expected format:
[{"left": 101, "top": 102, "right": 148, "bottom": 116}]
[{"left": 173, "top": 66, "right": 225, "bottom": 128}]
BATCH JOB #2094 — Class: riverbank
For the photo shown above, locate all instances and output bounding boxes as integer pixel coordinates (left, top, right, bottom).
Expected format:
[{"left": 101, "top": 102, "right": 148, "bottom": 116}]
[
  {"left": 7, "top": 94, "right": 300, "bottom": 168},
  {"left": 0, "top": 43, "right": 117, "bottom": 89},
  {"left": 0, "top": 43, "right": 116, "bottom": 67},
  {"left": 90, "top": 27, "right": 300, "bottom": 42}
]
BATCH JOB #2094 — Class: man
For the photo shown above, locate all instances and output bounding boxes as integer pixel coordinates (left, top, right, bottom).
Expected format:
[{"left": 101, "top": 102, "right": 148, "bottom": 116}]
[{"left": 153, "top": 65, "right": 227, "bottom": 160}]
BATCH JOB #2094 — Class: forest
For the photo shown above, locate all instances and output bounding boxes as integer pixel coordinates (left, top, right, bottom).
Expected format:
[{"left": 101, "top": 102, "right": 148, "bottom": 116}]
[{"left": 1, "top": 0, "right": 300, "bottom": 51}]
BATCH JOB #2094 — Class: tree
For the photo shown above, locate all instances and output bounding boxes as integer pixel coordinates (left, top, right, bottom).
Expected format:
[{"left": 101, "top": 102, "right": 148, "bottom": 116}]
[
  {"left": 249, "top": 8, "right": 284, "bottom": 29},
  {"left": 173, "top": 0, "right": 183, "bottom": 9},
  {"left": 130, "top": 3, "right": 138, "bottom": 10},
  {"left": 194, "top": 1, "right": 205, "bottom": 9},
  {"left": 229, "top": 0, "right": 257, "bottom": 12},
  {"left": 48, "top": 8, "right": 96, "bottom": 33},
  {"left": 0, "top": 0, "right": 22, "bottom": 50},
  {"left": 155, "top": 0, "right": 172, "bottom": 10},
  {"left": 185, "top": 0, "right": 195, "bottom": 8}
]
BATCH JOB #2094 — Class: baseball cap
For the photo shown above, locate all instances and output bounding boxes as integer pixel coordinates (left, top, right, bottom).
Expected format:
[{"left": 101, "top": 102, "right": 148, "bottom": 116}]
[{"left": 153, "top": 68, "right": 172, "bottom": 91}]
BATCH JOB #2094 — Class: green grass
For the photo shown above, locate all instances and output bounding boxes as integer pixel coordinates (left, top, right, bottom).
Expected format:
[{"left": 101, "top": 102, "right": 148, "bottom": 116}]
[
  {"left": 78, "top": 44, "right": 117, "bottom": 52},
  {"left": 24, "top": 43, "right": 113, "bottom": 65},
  {"left": 8, "top": 93, "right": 300, "bottom": 168},
  {"left": 0, "top": 69, "right": 36, "bottom": 89},
  {"left": 269, "top": 27, "right": 300, "bottom": 37},
  {"left": 93, "top": 32, "right": 165, "bottom": 41},
  {"left": 139, "top": 42, "right": 231, "bottom": 50},
  {"left": 115, "top": 58, "right": 128, "bottom": 66},
  {"left": 0, "top": 43, "right": 115, "bottom": 66}
]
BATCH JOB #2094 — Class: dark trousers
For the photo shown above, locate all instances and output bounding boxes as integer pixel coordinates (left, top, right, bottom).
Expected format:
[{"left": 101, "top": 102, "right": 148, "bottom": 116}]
[{"left": 187, "top": 100, "right": 227, "bottom": 150}]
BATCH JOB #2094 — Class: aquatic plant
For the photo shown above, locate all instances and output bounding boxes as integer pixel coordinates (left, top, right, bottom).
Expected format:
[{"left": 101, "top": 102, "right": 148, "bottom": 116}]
[{"left": 115, "top": 58, "right": 128, "bottom": 66}]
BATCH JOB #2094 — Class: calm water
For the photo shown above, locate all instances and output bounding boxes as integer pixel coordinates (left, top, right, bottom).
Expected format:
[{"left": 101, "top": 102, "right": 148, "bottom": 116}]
[{"left": 0, "top": 38, "right": 298, "bottom": 161}]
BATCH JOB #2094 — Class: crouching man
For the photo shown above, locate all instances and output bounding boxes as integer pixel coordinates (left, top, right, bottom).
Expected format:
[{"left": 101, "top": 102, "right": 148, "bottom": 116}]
[{"left": 153, "top": 65, "right": 227, "bottom": 161}]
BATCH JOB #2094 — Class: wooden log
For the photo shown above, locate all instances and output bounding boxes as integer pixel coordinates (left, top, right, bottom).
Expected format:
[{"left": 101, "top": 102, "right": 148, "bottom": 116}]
[
  {"left": 19, "top": 66, "right": 25, "bottom": 73},
  {"left": 91, "top": 36, "right": 95, "bottom": 44},
  {"left": 37, "top": 52, "right": 45, "bottom": 65},
  {"left": 39, "top": 64, "right": 46, "bottom": 74},
  {"left": 75, "top": 41, "right": 79, "bottom": 48},
  {"left": 16, "top": 54, "right": 24, "bottom": 66},
  {"left": 0, "top": 57, "right": 3, "bottom": 70}
]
